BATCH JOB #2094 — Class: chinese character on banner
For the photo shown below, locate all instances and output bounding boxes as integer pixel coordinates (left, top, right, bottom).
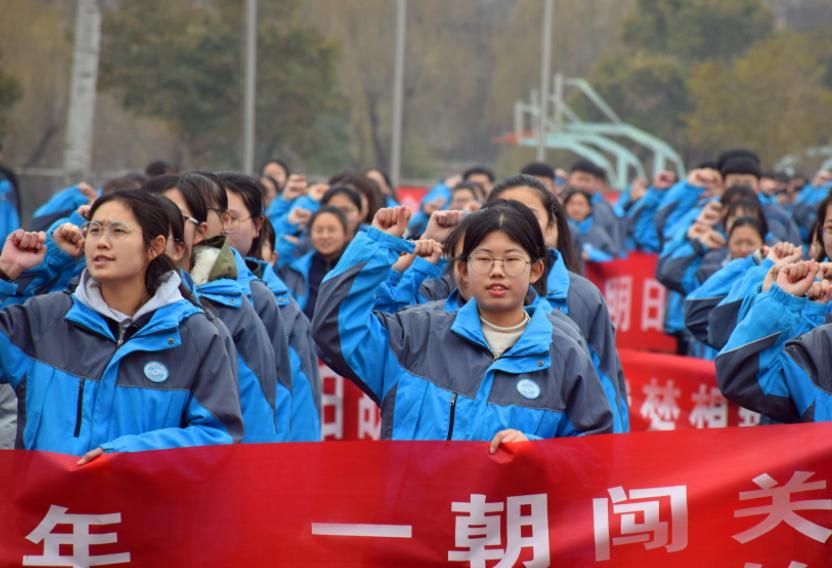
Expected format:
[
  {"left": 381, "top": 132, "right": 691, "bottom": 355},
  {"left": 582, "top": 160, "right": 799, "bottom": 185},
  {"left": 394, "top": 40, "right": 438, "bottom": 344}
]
[
  {"left": 23, "top": 505, "right": 130, "bottom": 567},
  {"left": 641, "top": 279, "right": 666, "bottom": 332},
  {"left": 640, "top": 378, "right": 681, "bottom": 430},
  {"left": 689, "top": 384, "right": 728, "bottom": 429},
  {"left": 592, "top": 485, "right": 688, "bottom": 561},
  {"left": 604, "top": 276, "right": 633, "bottom": 332},
  {"left": 320, "top": 367, "right": 344, "bottom": 441},
  {"left": 733, "top": 471, "right": 832, "bottom": 544},
  {"left": 357, "top": 392, "right": 381, "bottom": 440},
  {"left": 738, "top": 406, "right": 762, "bottom": 427},
  {"left": 744, "top": 562, "right": 809, "bottom": 568},
  {"left": 448, "top": 493, "right": 549, "bottom": 568}
]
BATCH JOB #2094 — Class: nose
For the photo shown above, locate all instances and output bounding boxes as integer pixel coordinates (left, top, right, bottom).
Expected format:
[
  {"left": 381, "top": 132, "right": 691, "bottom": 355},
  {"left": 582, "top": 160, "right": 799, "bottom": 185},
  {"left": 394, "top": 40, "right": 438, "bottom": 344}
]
[{"left": 488, "top": 259, "right": 507, "bottom": 277}]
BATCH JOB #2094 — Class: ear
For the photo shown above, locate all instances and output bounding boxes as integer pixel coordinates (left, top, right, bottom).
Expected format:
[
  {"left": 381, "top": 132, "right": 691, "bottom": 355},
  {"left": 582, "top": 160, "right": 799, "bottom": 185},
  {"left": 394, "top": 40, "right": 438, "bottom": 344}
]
[
  {"left": 148, "top": 235, "right": 167, "bottom": 260},
  {"left": 193, "top": 221, "right": 208, "bottom": 246},
  {"left": 529, "top": 258, "right": 545, "bottom": 285},
  {"left": 253, "top": 215, "right": 264, "bottom": 238}
]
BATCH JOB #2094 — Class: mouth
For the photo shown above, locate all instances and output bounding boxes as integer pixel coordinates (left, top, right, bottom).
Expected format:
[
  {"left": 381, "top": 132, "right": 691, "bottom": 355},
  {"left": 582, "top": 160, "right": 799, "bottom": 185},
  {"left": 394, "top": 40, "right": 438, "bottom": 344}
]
[
  {"left": 92, "top": 255, "right": 114, "bottom": 267},
  {"left": 486, "top": 283, "right": 509, "bottom": 298}
]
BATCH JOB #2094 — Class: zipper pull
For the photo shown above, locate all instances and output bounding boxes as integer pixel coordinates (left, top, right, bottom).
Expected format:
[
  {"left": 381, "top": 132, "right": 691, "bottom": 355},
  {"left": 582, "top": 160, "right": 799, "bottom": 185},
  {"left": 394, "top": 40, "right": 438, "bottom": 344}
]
[{"left": 447, "top": 392, "right": 458, "bottom": 441}]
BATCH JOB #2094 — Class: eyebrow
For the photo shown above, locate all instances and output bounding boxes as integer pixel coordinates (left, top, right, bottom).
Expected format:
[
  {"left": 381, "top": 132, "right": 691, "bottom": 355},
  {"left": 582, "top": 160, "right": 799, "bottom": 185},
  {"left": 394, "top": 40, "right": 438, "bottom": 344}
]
[{"left": 472, "top": 247, "right": 525, "bottom": 254}]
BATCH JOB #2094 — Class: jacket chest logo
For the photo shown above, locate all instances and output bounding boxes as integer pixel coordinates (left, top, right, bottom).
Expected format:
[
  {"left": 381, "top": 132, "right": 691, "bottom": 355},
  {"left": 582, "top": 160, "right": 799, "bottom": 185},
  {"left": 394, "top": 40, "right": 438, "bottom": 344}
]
[
  {"left": 516, "top": 379, "right": 541, "bottom": 400},
  {"left": 143, "top": 362, "right": 169, "bottom": 383}
]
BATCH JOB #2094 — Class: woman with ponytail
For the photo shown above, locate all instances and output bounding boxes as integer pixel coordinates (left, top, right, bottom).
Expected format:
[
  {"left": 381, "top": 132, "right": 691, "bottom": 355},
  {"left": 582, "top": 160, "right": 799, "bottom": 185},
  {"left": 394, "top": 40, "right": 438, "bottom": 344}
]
[{"left": 0, "top": 190, "right": 242, "bottom": 463}]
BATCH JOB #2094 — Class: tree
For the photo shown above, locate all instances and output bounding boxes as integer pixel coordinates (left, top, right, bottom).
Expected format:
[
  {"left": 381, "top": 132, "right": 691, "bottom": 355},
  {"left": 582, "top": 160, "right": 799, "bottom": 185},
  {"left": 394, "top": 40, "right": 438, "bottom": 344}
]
[
  {"left": 0, "top": 48, "right": 23, "bottom": 141},
  {"left": 99, "top": 0, "right": 349, "bottom": 172},
  {"left": 686, "top": 33, "right": 832, "bottom": 166}
]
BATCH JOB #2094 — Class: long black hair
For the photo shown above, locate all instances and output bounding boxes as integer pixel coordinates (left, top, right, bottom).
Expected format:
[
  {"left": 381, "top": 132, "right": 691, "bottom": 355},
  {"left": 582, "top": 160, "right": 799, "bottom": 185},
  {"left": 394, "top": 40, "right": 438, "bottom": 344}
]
[
  {"left": 216, "top": 172, "right": 266, "bottom": 257},
  {"left": 458, "top": 200, "right": 549, "bottom": 296},
  {"left": 141, "top": 173, "right": 210, "bottom": 224},
  {"left": 88, "top": 190, "right": 185, "bottom": 298},
  {"left": 488, "top": 174, "right": 580, "bottom": 273}
]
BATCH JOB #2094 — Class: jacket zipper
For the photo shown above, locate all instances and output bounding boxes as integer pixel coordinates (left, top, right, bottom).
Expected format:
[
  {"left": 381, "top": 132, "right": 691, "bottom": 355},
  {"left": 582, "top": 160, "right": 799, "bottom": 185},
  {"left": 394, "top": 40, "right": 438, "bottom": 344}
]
[
  {"left": 446, "top": 392, "right": 458, "bottom": 440},
  {"left": 74, "top": 326, "right": 127, "bottom": 438}
]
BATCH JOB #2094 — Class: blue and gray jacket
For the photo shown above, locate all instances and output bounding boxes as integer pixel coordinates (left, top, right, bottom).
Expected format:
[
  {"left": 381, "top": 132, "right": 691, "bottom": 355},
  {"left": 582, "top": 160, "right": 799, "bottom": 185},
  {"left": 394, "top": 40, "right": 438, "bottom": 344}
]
[
  {"left": 0, "top": 270, "right": 243, "bottom": 455},
  {"left": 716, "top": 285, "right": 832, "bottom": 423},
  {"left": 242, "top": 255, "right": 322, "bottom": 442},
  {"left": 0, "top": 174, "right": 20, "bottom": 244},
  {"left": 544, "top": 248, "right": 629, "bottom": 431},
  {"left": 312, "top": 228, "right": 614, "bottom": 440},
  {"left": 190, "top": 239, "right": 282, "bottom": 443},
  {"left": 30, "top": 185, "right": 101, "bottom": 232},
  {"left": 571, "top": 217, "right": 620, "bottom": 262}
]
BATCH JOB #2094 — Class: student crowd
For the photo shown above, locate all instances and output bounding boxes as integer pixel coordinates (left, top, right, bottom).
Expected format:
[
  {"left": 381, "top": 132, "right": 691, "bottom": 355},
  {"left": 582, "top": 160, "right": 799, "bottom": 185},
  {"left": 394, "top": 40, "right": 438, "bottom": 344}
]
[{"left": 0, "top": 146, "right": 828, "bottom": 459}]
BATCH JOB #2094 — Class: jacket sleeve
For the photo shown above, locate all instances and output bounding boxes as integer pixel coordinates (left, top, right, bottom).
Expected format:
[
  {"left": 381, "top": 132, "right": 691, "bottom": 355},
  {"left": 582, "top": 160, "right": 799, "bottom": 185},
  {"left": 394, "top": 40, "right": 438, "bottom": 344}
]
[
  {"left": 655, "top": 181, "right": 705, "bottom": 243},
  {"left": 715, "top": 285, "right": 832, "bottom": 423},
  {"left": 100, "top": 325, "right": 244, "bottom": 452},
  {"left": 684, "top": 256, "right": 755, "bottom": 345},
  {"left": 312, "top": 228, "right": 414, "bottom": 404},
  {"left": 707, "top": 260, "right": 774, "bottom": 349},
  {"left": 555, "top": 334, "right": 615, "bottom": 437},
  {"left": 657, "top": 237, "right": 710, "bottom": 295}
]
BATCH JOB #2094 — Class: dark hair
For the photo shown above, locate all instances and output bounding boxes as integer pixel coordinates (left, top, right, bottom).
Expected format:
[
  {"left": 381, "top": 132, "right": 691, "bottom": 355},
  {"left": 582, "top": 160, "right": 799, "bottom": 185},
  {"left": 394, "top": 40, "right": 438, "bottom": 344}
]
[
  {"left": 462, "top": 166, "right": 495, "bottom": 182},
  {"left": 562, "top": 188, "right": 593, "bottom": 209},
  {"left": 458, "top": 200, "right": 549, "bottom": 296},
  {"left": 728, "top": 216, "right": 765, "bottom": 243},
  {"left": 259, "top": 159, "right": 290, "bottom": 180},
  {"left": 521, "top": 162, "right": 555, "bottom": 180},
  {"left": 141, "top": 173, "right": 209, "bottom": 224},
  {"left": 488, "top": 174, "right": 580, "bottom": 273},
  {"left": 452, "top": 182, "right": 484, "bottom": 201},
  {"left": 145, "top": 160, "right": 175, "bottom": 177},
  {"left": 88, "top": 190, "right": 181, "bottom": 297},
  {"left": 716, "top": 148, "right": 760, "bottom": 171},
  {"left": 721, "top": 184, "right": 759, "bottom": 208},
  {"left": 814, "top": 194, "right": 832, "bottom": 260},
  {"left": 216, "top": 172, "right": 266, "bottom": 256},
  {"left": 364, "top": 167, "right": 396, "bottom": 200},
  {"left": 157, "top": 194, "right": 186, "bottom": 247},
  {"left": 695, "top": 160, "right": 719, "bottom": 170},
  {"left": 726, "top": 198, "right": 768, "bottom": 236},
  {"left": 310, "top": 206, "right": 350, "bottom": 236},
  {"left": 328, "top": 171, "right": 383, "bottom": 223},
  {"left": 569, "top": 159, "right": 606, "bottom": 181},
  {"left": 192, "top": 171, "right": 227, "bottom": 210},
  {"left": 721, "top": 157, "right": 762, "bottom": 180},
  {"left": 322, "top": 185, "right": 362, "bottom": 211},
  {"left": 443, "top": 213, "right": 474, "bottom": 258},
  {"left": 103, "top": 175, "right": 145, "bottom": 195},
  {"left": 261, "top": 175, "right": 281, "bottom": 197}
]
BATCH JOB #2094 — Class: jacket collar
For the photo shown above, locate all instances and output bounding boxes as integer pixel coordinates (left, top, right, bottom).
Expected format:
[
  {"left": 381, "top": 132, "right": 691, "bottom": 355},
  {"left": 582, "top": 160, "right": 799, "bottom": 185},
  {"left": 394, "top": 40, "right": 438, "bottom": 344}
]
[
  {"left": 545, "top": 248, "right": 570, "bottom": 301},
  {"left": 451, "top": 297, "right": 552, "bottom": 357}
]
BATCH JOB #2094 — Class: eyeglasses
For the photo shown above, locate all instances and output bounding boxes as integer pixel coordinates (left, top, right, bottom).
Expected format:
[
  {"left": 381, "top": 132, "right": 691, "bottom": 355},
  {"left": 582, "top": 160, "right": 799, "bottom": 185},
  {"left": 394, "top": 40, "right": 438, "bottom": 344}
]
[
  {"left": 224, "top": 214, "right": 255, "bottom": 234},
  {"left": 81, "top": 221, "right": 135, "bottom": 241},
  {"left": 467, "top": 253, "right": 532, "bottom": 277}
]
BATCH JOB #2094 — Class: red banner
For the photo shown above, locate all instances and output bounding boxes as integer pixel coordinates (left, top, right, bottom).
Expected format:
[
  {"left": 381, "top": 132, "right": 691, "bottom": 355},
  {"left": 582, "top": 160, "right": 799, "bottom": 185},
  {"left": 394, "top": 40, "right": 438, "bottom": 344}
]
[
  {"left": 584, "top": 253, "right": 676, "bottom": 353},
  {"left": 2, "top": 424, "right": 832, "bottom": 566},
  {"left": 619, "top": 349, "right": 758, "bottom": 432}
]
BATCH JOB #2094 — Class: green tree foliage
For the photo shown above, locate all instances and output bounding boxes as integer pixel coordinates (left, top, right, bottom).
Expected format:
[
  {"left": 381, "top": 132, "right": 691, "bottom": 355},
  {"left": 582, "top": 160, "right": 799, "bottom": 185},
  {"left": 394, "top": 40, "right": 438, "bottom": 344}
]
[
  {"left": 0, "top": 49, "right": 23, "bottom": 141},
  {"left": 99, "top": 0, "right": 348, "bottom": 171},
  {"left": 687, "top": 33, "right": 832, "bottom": 166},
  {"left": 587, "top": 0, "right": 774, "bottom": 162}
]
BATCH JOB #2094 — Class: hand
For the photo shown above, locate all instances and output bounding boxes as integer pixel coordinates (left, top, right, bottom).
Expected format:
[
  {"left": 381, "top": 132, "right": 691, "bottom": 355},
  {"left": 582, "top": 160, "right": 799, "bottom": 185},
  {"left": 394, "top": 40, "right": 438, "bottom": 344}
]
[
  {"left": 392, "top": 252, "right": 415, "bottom": 273},
  {"left": 287, "top": 207, "right": 313, "bottom": 230},
  {"left": 443, "top": 175, "right": 462, "bottom": 188},
  {"left": 761, "top": 265, "right": 780, "bottom": 292},
  {"left": 77, "top": 182, "right": 98, "bottom": 204},
  {"left": 687, "top": 168, "right": 722, "bottom": 196},
  {"left": 654, "top": 170, "right": 676, "bottom": 190},
  {"left": 629, "top": 177, "right": 648, "bottom": 201},
  {"left": 812, "top": 170, "right": 832, "bottom": 188},
  {"left": 818, "top": 262, "right": 832, "bottom": 281},
  {"left": 686, "top": 222, "right": 710, "bottom": 241},
  {"left": 423, "top": 197, "right": 446, "bottom": 216},
  {"left": 807, "top": 280, "right": 832, "bottom": 304},
  {"left": 767, "top": 242, "right": 803, "bottom": 266},
  {"left": 52, "top": 223, "right": 85, "bottom": 259},
  {"left": 413, "top": 239, "right": 443, "bottom": 264},
  {"left": 0, "top": 230, "right": 47, "bottom": 280},
  {"left": 422, "top": 210, "right": 464, "bottom": 244},
  {"left": 77, "top": 447, "right": 105, "bottom": 466},
  {"left": 696, "top": 202, "right": 723, "bottom": 226},
  {"left": 308, "top": 182, "right": 329, "bottom": 202},
  {"left": 489, "top": 429, "right": 529, "bottom": 454},
  {"left": 372, "top": 206, "right": 411, "bottom": 238},
  {"left": 282, "top": 174, "right": 308, "bottom": 201},
  {"left": 700, "top": 230, "right": 726, "bottom": 249},
  {"left": 75, "top": 204, "right": 92, "bottom": 221},
  {"left": 776, "top": 260, "right": 819, "bottom": 297}
]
